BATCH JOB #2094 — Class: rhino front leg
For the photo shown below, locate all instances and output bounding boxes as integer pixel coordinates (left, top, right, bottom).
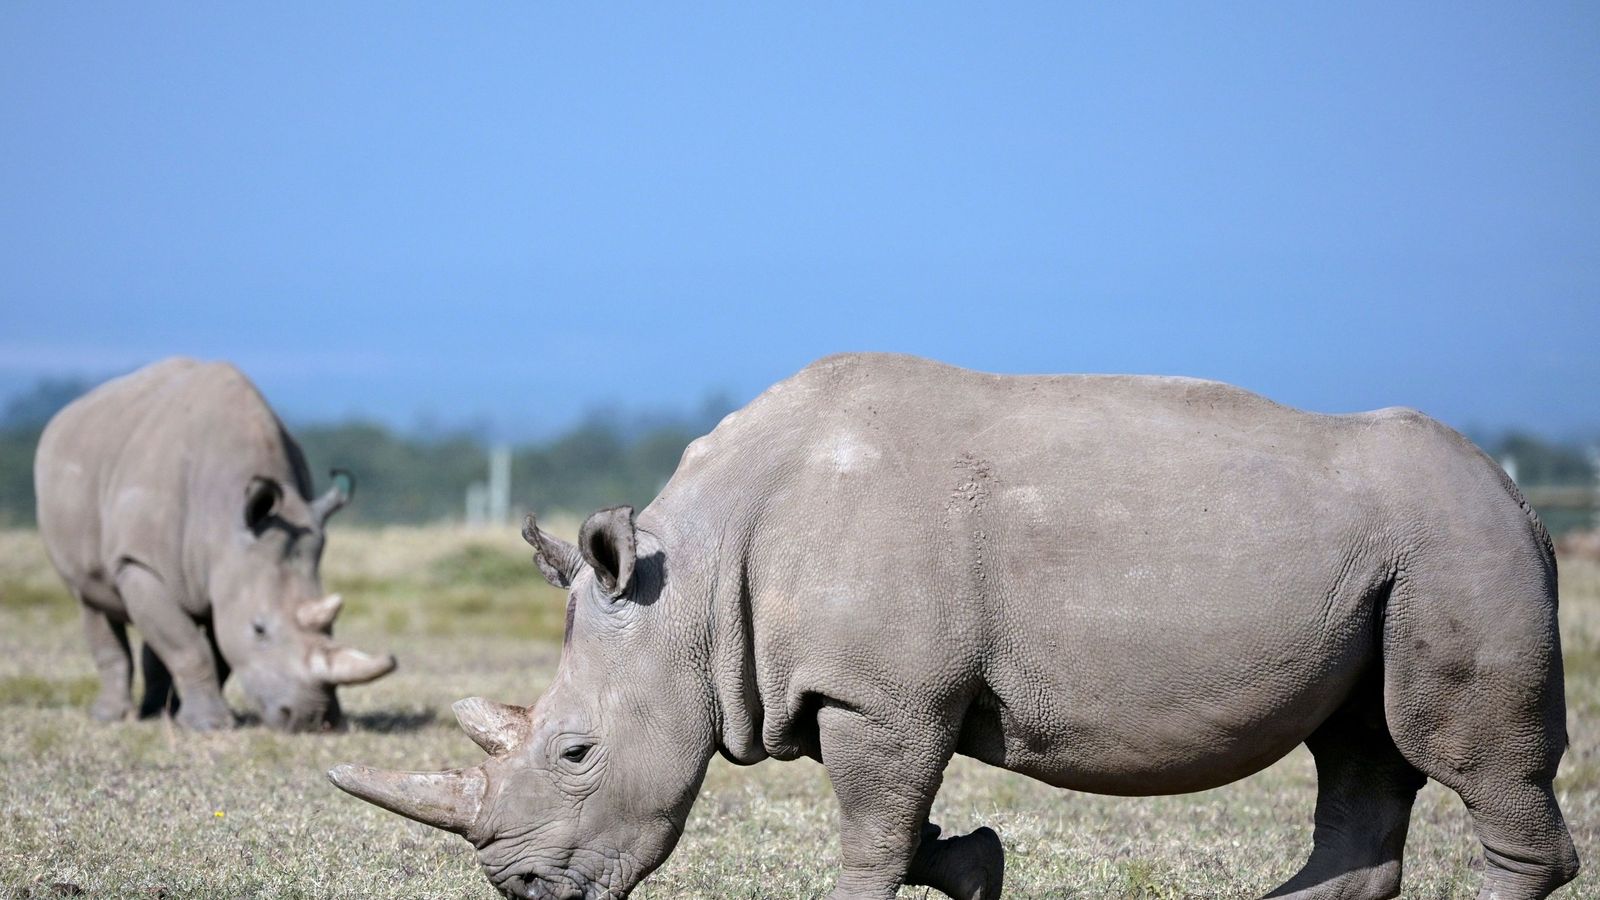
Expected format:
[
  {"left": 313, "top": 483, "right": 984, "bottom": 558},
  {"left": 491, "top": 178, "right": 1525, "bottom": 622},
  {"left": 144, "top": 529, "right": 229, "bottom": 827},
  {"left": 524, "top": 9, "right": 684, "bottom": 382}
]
[
  {"left": 80, "top": 603, "right": 133, "bottom": 722},
  {"left": 118, "top": 566, "right": 233, "bottom": 730},
  {"left": 817, "top": 704, "right": 958, "bottom": 900},
  {"left": 140, "top": 625, "right": 228, "bottom": 718}
]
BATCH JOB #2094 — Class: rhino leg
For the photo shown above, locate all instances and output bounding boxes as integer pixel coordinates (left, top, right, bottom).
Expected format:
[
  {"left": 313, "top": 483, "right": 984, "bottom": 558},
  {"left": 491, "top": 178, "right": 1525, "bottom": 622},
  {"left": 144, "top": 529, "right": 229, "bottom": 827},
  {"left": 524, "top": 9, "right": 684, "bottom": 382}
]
[
  {"left": 907, "top": 821, "right": 1004, "bottom": 900},
  {"left": 137, "top": 642, "right": 176, "bottom": 718},
  {"left": 80, "top": 604, "right": 133, "bottom": 722},
  {"left": 1264, "top": 699, "right": 1422, "bottom": 900},
  {"left": 140, "top": 626, "right": 230, "bottom": 718},
  {"left": 1380, "top": 557, "right": 1579, "bottom": 899},
  {"left": 817, "top": 704, "right": 955, "bottom": 900},
  {"left": 118, "top": 566, "right": 234, "bottom": 730}
]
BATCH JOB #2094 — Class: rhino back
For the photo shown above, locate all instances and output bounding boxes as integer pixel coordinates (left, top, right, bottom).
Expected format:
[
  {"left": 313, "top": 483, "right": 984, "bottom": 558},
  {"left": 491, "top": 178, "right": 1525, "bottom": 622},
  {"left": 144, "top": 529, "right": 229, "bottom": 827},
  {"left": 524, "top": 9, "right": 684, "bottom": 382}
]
[
  {"left": 648, "top": 353, "right": 1520, "bottom": 791},
  {"left": 35, "top": 358, "right": 312, "bottom": 614}
]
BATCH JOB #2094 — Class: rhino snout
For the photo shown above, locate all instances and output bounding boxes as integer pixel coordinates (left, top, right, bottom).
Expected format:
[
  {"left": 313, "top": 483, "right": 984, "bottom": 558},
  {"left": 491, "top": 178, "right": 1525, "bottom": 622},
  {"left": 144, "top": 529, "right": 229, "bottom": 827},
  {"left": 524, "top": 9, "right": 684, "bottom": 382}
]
[
  {"left": 496, "top": 872, "right": 595, "bottom": 900},
  {"left": 264, "top": 694, "right": 342, "bottom": 732}
]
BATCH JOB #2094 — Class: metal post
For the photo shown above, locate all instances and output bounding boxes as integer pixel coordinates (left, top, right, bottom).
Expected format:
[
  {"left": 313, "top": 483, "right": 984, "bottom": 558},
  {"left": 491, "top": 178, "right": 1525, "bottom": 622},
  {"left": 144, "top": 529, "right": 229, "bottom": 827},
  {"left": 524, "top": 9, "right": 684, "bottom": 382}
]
[
  {"left": 1590, "top": 446, "right": 1600, "bottom": 531},
  {"left": 465, "top": 482, "right": 488, "bottom": 526},
  {"left": 488, "top": 444, "right": 512, "bottom": 526}
]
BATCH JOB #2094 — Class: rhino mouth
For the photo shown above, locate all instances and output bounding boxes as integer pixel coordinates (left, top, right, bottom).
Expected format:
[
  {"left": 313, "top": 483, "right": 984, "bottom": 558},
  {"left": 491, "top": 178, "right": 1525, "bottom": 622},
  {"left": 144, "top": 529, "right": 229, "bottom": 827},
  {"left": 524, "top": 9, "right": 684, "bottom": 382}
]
[
  {"left": 496, "top": 864, "right": 633, "bottom": 900},
  {"left": 496, "top": 872, "right": 602, "bottom": 900}
]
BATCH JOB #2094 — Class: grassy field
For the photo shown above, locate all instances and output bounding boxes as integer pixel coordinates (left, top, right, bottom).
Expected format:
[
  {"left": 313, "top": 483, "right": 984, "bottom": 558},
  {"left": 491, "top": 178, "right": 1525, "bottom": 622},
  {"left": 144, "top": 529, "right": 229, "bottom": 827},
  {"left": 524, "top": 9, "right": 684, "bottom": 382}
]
[{"left": 0, "top": 526, "right": 1595, "bottom": 899}]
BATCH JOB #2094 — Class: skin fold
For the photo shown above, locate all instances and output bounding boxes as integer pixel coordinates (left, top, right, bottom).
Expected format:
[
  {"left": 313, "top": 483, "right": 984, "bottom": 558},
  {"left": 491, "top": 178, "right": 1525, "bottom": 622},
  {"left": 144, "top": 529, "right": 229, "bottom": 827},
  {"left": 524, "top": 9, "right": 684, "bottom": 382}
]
[
  {"left": 333, "top": 353, "right": 1577, "bottom": 900},
  {"left": 35, "top": 358, "right": 395, "bottom": 732}
]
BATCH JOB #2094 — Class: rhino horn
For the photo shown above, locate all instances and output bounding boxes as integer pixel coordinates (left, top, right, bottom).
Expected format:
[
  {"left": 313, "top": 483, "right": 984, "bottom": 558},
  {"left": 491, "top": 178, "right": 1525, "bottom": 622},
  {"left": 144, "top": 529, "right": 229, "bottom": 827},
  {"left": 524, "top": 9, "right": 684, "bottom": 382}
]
[
  {"left": 312, "top": 645, "right": 397, "bottom": 685},
  {"left": 328, "top": 764, "right": 485, "bottom": 834},
  {"left": 297, "top": 593, "right": 343, "bottom": 630},
  {"left": 453, "top": 696, "right": 527, "bottom": 756}
]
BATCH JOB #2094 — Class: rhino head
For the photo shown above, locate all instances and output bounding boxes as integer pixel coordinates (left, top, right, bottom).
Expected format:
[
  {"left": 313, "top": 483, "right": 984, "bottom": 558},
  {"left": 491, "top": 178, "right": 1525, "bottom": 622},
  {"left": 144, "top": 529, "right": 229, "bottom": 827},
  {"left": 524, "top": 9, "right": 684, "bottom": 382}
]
[
  {"left": 212, "top": 470, "right": 396, "bottom": 731},
  {"left": 330, "top": 507, "right": 715, "bottom": 898}
]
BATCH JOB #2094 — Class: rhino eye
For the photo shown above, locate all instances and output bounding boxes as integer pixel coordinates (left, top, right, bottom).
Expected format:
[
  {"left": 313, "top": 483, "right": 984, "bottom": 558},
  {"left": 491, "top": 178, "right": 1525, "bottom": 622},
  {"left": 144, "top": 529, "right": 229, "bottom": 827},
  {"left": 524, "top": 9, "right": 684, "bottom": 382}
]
[
  {"left": 561, "top": 744, "right": 590, "bottom": 764},
  {"left": 252, "top": 620, "right": 267, "bottom": 639}
]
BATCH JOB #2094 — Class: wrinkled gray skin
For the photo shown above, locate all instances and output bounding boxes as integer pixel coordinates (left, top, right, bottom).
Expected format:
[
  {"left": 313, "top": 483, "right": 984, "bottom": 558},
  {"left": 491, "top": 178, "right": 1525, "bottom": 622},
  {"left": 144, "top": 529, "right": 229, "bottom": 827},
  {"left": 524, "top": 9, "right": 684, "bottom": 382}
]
[
  {"left": 332, "top": 353, "right": 1577, "bottom": 899},
  {"left": 35, "top": 358, "right": 396, "bottom": 731}
]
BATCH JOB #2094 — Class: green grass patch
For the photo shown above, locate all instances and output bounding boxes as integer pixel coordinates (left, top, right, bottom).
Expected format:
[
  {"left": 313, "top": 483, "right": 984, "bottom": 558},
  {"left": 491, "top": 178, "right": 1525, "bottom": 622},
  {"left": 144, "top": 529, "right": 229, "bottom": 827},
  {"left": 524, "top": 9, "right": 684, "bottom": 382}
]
[
  {"left": 324, "top": 575, "right": 411, "bottom": 608},
  {"left": 421, "top": 584, "right": 566, "bottom": 642},
  {"left": 1563, "top": 634, "right": 1600, "bottom": 682},
  {"left": 26, "top": 721, "right": 67, "bottom": 756},
  {"left": 380, "top": 608, "right": 411, "bottom": 635},
  {"left": 1118, "top": 859, "right": 1185, "bottom": 899},
  {"left": 0, "top": 674, "right": 97, "bottom": 708},
  {"left": 0, "top": 580, "right": 69, "bottom": 611},
  {"left": 1558, "top": 752, "right": 1600, "bottom": 794},
  {"left": 428, "top": 542, "right": 534, "bottom": 589}
]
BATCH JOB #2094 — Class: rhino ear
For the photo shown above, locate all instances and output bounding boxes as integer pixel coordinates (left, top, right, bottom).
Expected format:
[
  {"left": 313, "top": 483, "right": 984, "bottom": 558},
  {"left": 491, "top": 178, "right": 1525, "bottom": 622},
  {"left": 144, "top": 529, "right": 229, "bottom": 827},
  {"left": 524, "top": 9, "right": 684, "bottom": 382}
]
[
  {"left": 522, "top": 513, "right": 581, "bottom": 589},
  {"left": 578, "top": 506, "right": 636, "bottom": 598},
  {"left": 244, "top": 477, "right": 282, "bottom": 534},
  {"left": 310, "top": 469, "right": 355, "bottom": 524}
]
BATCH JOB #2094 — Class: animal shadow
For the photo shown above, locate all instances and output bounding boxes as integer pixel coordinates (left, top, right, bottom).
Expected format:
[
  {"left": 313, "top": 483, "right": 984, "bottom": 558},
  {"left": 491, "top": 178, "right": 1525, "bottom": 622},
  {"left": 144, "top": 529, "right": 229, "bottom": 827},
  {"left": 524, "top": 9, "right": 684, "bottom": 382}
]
[{"left": 345, "top": 708, "right": 438, "bottom": 733}]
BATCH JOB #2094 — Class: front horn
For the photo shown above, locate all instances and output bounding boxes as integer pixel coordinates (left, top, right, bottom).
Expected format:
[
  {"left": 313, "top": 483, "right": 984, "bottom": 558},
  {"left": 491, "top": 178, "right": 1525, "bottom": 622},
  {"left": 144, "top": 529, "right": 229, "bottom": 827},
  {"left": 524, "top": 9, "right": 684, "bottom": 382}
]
[
  {"left": 312, "top": 645, "right": 397, "bottom": 685},
  {"left": 327, "top": 764, "right": 485, "bottom": 835}
]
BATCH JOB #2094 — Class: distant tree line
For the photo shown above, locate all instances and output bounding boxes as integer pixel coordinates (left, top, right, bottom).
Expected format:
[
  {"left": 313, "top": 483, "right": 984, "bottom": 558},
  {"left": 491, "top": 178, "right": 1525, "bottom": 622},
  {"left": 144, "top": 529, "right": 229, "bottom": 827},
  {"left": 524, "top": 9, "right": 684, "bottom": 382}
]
[
  {"left": 0, "top": 377, "right": 1595, "bottom": 531},
  {"left": 0, "top": 377, "right": 731, "bottom": 526},
  {"left": 293, "top": 409, "right": 728, "bottom": 524}
]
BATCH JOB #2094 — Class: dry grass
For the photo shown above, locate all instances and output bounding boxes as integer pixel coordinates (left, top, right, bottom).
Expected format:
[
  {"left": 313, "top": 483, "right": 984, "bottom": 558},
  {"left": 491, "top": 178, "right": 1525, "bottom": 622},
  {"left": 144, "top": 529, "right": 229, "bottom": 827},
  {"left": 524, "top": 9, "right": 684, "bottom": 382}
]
[{"left": 0, "top": 526, "right": 1595, "bottom": 898}]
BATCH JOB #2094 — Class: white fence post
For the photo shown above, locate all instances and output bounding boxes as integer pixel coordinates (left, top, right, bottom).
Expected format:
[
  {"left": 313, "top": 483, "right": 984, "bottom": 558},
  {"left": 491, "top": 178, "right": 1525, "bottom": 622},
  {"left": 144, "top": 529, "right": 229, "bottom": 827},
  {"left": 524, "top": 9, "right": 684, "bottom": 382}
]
[
  {"left": 465, "top": 482, "right": 488, "bottom": 526},
  {"left": 488, "top": 444, "right": 512, "bottom": 526},
  {"left": 1590, "top": 446, "right": 1600, "bottom": 531}
]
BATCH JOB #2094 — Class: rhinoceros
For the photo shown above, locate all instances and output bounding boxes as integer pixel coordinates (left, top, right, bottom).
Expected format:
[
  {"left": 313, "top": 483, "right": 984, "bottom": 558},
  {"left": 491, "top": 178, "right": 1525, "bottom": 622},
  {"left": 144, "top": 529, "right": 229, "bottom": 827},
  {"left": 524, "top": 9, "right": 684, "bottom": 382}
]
[
  {"left": 330, "top": 353, "right": 1577, "bottom": 899},
  {"left": 35, "top": 357, "right": 396, "bottom": 731}
]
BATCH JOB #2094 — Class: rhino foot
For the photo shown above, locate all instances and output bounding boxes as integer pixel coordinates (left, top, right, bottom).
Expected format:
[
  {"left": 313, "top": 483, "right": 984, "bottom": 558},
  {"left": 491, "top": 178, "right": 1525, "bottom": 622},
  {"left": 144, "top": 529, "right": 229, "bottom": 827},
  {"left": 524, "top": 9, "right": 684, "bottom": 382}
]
[
  {"left": 175, "top": 698, "right": 235, "bottom": 731},
  {"left": 908, "top": 823, "right": 1004, "bottom": 900},
  {"left": 88, "top": 693, "right": 132, "bottom": 723}
]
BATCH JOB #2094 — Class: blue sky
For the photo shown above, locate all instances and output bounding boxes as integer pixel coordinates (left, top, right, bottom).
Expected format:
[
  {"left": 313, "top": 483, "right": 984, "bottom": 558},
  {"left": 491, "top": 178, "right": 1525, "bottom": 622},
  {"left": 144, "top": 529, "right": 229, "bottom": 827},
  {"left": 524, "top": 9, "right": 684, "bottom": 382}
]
[{"left": 2, "top": 4, "right": 1596, "bottom": 439}]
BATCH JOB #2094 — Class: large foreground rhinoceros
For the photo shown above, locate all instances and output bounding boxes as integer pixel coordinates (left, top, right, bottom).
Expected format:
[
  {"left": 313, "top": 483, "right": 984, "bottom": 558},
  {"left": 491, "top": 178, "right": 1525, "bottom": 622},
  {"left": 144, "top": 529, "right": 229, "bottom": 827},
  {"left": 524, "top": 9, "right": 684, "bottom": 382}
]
[
  {"left": 330, "top": 353, "right": 1577, "bottom": 899},
  {"left": 35, "top": 358, "right": 395, "bottom": 731}
]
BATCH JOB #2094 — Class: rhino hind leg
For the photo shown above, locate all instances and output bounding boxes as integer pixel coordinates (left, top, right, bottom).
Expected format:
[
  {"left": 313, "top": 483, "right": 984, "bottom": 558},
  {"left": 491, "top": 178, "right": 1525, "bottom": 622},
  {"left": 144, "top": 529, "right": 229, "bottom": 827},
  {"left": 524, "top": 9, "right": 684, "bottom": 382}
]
[
  {"left": 137, "top": 642, "right": 177, "bottom": 718},
  {"left": 1380, "top": 554, "right": 1579, "bottom": 899},
  {"left": 907, "top": 821, "right": 1005, "bottom": 900},
  {"left": 1264, "top": 695, "right": 1423, "bottom": 900},
  {"left": 80, "top": 603, "right": 133, "bottom": 722}
]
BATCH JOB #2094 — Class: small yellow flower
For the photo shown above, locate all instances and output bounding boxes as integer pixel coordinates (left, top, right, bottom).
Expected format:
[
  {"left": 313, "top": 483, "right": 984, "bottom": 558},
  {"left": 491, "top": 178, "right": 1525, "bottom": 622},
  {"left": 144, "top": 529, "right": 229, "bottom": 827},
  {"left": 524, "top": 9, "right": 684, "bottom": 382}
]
[{"left": 214, "top": 810, "right": 225, "bottom": 818}]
